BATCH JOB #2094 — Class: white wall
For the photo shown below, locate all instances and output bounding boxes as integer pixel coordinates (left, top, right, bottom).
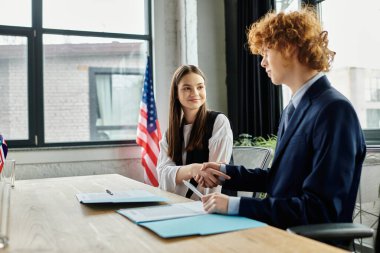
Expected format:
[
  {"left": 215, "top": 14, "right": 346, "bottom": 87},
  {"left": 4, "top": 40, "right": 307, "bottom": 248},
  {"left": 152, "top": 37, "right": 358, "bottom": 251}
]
[
  {"left": 197, "top": 0, "right": 227, "bottom": 113},
  {"left": 153, "top": 0, "right": 179, "bottom": 133}
]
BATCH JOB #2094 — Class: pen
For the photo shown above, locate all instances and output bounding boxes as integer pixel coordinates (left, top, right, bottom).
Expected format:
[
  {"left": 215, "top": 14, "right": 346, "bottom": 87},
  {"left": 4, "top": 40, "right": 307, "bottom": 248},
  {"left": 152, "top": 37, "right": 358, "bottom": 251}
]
[
  {"left": 182, "top": 180, "right": 204, "bottom": 198},
  {"left": 106, "top": 189, "right": 114, "bottom": 195}
]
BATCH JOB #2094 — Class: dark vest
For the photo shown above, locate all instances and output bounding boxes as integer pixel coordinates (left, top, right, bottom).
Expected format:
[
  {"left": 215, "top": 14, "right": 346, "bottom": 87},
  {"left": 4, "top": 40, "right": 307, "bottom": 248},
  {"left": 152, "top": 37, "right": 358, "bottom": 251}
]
[{"left": 174, "top": 111, "right": 221, "bottom": 198}]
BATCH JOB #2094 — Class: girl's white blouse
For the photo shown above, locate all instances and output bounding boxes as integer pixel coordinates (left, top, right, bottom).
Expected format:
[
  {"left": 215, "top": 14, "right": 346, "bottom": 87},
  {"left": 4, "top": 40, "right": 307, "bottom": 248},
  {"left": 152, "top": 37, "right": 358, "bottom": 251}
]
[{"left": 156, "top": 114, "right": 233, "bottom": 200}]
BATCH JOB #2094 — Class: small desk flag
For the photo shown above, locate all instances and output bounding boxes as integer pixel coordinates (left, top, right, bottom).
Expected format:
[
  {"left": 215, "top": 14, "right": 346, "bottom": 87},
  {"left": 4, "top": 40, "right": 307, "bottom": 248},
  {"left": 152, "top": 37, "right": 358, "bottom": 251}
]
[
  {"left": 0, "top": 135, "right": 8, "bottom": 173},
  {"left": 136, "top": 56, "right": 162, "bottom": 186}
]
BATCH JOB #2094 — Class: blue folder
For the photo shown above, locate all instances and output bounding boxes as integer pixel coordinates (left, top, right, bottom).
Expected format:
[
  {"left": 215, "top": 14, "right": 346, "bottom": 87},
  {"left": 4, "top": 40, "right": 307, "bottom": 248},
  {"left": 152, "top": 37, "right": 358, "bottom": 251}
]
[{"left": 122, "top": 212, "right": 266, "bottom": 238}]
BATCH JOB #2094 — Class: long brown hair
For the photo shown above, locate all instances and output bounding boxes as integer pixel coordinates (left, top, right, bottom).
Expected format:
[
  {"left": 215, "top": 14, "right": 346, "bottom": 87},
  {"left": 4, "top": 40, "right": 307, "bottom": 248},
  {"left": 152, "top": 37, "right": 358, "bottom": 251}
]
[{"left": 167, "top": 65, "right": 208, "bottom": 163}]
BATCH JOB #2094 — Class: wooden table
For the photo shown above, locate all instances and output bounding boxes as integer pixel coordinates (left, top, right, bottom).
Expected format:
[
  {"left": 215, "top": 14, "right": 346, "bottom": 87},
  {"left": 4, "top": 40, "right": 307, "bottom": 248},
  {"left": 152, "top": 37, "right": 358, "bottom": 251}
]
[{"left": 5, "top": 174, "right": 346, "bottom": 253}]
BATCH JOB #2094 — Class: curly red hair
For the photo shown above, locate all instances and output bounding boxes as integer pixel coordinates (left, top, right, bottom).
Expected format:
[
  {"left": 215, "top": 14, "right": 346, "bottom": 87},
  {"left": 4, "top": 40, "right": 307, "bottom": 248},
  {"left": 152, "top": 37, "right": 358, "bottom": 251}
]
[{"left": 247, "top": 8, "right": 335, "bottom": 72}]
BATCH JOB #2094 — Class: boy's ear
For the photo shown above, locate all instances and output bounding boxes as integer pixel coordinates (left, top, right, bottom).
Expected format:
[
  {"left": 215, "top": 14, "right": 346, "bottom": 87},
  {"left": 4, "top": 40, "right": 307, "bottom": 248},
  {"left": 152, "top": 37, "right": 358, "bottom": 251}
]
[
  {"left": 282, "top": 45, "right": 299, "bottom": 67},
  {"left": 284, "top": 45, "right": 298, "bottom": 59}
]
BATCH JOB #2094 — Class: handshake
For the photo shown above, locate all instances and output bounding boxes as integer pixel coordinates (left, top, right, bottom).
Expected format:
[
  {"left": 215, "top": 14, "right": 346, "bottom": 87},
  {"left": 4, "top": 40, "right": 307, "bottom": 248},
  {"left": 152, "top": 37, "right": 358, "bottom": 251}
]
[{"left": 192, "top": 162, "right": 231, "bottom": 188}]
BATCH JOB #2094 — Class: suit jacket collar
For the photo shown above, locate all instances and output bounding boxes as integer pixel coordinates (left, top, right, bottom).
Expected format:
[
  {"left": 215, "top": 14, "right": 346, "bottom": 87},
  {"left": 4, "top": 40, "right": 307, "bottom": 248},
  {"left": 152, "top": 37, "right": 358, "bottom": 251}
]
[{"left": 273, "top": 76, "right": 331, "bottom": 165}]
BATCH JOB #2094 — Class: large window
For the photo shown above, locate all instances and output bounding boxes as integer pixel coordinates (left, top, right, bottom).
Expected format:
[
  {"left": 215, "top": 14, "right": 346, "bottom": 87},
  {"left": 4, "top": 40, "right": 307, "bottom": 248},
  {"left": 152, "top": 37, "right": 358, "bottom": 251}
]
[
  {"left": 276, "top": 0, "right": 380, "bottom": 145},
  {"left": 320, "top": 0, "right": 380, "bottom": 144},
  {"left": 0, "top": 0, "right": 152, "bottom": 147}
]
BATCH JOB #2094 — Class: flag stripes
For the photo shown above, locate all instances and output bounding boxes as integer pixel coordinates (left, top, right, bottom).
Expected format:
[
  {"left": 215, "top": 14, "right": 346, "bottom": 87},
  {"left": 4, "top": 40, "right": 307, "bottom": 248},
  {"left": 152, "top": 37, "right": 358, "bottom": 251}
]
[
  {"left": 0, "top": 135, "right": 8, "bottom": 173},
  {"left": 136, "top": 56, "right": 161, "bottom": 187}
]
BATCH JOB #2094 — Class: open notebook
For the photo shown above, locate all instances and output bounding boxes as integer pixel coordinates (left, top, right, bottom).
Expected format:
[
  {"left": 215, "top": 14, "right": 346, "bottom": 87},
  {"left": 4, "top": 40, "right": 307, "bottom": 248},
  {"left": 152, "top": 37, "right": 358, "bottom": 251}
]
[{"left": 117, "top": 201, "right": 266, "bottom": 238}]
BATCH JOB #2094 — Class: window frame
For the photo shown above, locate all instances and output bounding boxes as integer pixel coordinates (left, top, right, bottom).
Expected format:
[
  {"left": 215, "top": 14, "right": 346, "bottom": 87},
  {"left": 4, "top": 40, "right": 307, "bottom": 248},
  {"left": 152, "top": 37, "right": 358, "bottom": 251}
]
[
  {"left": 0, "top": 0, "right": 152, "bottom": 148},
  {"left": 88, "top": 67, "right": 145, "bottom": 142}
]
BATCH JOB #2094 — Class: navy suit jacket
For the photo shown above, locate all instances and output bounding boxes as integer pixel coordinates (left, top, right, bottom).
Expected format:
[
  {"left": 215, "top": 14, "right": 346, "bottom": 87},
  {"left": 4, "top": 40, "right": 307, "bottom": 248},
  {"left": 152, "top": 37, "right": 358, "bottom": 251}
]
[{"left": 223, "top": 76, "right": 366, "bottom": 229}]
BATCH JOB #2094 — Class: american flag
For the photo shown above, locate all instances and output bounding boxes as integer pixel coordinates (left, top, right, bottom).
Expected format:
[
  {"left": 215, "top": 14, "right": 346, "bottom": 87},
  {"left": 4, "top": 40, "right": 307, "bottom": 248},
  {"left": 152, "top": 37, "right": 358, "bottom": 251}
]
[
  {"left": 136, "top": 56, "right": 162, "bottom": 186},
  {"left": 0, "top": 135, "right": 8, "bottom": 173}
]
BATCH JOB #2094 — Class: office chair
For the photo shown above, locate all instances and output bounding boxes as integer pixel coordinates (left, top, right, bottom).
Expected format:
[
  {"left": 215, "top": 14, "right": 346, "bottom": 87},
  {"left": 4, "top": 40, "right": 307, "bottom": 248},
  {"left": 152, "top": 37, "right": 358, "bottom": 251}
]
[
  {"left": 287, "top": 223, "right": 374, "bottom": 251},
  {"left": 287, "top": 186, "right": 376, "bottom": 251},
  {"left": 232, "top": 146, "right": 272, "bottom": 169},
  {"left": 286, "top": 151, "right": 380, "bottom": 252},
  {"left": 222, "top": 146, "right": 272, "bottom": 197}
]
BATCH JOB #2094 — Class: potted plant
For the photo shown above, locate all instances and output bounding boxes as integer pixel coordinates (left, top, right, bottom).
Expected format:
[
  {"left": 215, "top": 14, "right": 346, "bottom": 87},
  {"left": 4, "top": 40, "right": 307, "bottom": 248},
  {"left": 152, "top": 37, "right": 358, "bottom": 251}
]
[{"left": 234, "top": 133, "right": 277, "bottom": 151}]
